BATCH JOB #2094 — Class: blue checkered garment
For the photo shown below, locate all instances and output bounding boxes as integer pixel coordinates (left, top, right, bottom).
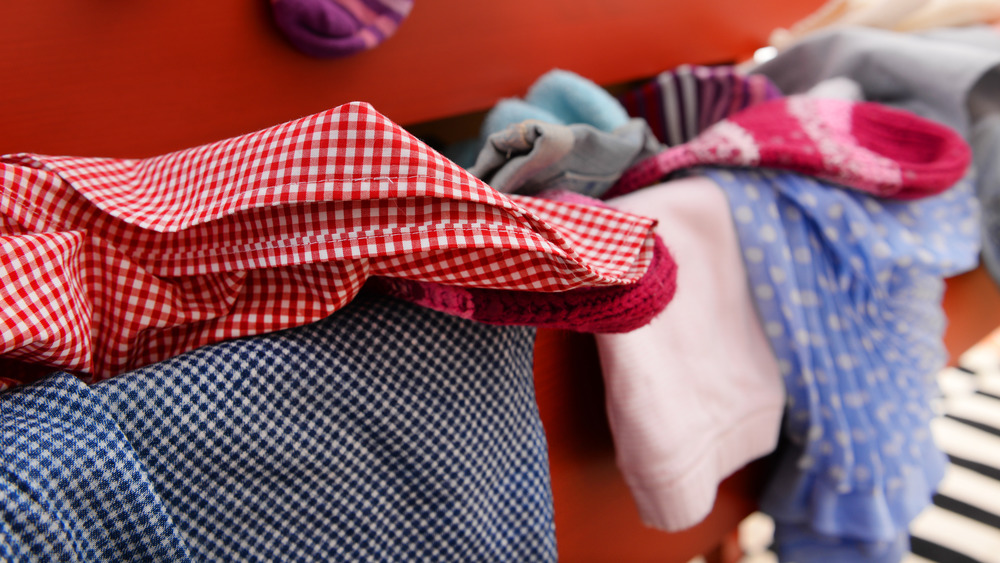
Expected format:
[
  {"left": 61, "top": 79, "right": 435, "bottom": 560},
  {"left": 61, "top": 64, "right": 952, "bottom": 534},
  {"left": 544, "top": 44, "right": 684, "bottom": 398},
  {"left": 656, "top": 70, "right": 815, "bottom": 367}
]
[
  {"left": 0, "top": 294, "right": 556, "bottom": 562},
  {"left": 704, "top": 168, "right": 980, "bottom": 563},
  {"left": 0, "top": 374, "right": 193, "bottom": 562}
]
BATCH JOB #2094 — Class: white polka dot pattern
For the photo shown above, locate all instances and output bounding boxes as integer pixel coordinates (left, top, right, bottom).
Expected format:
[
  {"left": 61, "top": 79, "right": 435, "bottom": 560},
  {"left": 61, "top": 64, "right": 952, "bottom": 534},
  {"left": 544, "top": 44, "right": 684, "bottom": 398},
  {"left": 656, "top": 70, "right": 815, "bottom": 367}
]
[{"left": 706, "top": 167, "right": 980, "bottom": 560}]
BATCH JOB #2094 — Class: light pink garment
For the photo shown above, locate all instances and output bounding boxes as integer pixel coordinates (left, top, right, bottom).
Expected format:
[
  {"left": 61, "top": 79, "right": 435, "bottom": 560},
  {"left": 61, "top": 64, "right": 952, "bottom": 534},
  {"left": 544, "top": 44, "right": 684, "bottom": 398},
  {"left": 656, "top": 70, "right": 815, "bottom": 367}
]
[{"left": 599, "top": 175, "right": 785, "bottom": 531}]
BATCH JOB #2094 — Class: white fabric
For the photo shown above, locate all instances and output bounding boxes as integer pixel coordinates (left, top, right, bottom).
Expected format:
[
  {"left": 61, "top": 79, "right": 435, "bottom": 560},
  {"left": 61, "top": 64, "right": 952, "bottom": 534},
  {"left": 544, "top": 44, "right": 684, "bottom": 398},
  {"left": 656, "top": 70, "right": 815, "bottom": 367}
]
[{"left": 598, "top": 176, "right": 785, "bottom": 531}]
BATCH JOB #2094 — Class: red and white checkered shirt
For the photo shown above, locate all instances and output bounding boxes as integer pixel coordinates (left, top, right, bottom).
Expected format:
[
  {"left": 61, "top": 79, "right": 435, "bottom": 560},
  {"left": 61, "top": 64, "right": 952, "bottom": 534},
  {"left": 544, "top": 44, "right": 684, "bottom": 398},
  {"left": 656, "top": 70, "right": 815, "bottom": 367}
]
[{"left": 1, "top": 102, "right": 657, "bottom": 387}]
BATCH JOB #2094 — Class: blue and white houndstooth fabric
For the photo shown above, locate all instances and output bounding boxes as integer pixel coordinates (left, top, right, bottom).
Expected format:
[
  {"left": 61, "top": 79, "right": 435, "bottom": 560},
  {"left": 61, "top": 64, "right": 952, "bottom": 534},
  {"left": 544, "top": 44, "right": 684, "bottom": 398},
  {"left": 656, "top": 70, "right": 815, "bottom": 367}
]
[
  {"left": 0, "top": 294, "right": 556, "bottom": 562},
  {"left": 705, "top": 167, "right": 980, "bottom": 563}
]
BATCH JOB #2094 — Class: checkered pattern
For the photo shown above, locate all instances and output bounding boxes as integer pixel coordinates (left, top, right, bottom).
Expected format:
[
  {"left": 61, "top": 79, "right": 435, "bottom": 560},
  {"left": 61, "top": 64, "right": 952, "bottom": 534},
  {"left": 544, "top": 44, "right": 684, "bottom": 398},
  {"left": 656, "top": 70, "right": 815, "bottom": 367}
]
[
  {"left": 0, "top": 373, "right": 192, "bottom": 562},
  {"left": 0, "top": 101, "right": 657, "bottom": 385},
  {"left": 0, "top": 293, "right": 556, "bottom": 562}
]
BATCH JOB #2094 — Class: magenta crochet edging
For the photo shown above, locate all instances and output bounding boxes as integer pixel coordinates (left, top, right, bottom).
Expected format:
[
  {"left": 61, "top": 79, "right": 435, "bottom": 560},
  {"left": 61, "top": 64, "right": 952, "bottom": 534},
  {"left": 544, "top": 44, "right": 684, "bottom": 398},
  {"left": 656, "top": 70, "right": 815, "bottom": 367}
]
[{"left": 366, "top": 234, "right": 677, "bottom": 334}]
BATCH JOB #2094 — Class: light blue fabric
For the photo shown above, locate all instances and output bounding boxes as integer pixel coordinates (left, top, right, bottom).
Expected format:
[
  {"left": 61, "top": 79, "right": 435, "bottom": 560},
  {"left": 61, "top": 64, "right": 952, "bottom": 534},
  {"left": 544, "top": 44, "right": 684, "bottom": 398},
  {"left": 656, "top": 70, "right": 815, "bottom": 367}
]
[
  {"left": 483, "top": 69, "right": 630, "bottom": 137},
  {"left": 0, "top": 294, "right": 557, "bottom": 562},
  {"left": 704, "top": 167, "right": 980, "bottom": 562},
  {"left": 448, "top": 69, "right": 634, "bottom": 169}
]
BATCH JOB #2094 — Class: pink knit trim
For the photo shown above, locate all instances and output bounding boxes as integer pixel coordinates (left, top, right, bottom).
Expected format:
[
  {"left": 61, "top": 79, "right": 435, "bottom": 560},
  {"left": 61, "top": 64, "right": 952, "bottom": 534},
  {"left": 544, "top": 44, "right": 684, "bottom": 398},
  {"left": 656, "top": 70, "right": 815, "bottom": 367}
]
[
  {"left": 786, "top": 97, "right": 903, "bottom": 195},
  {"left": 367, "top": 233, "right": 676, "bottom": 333}
]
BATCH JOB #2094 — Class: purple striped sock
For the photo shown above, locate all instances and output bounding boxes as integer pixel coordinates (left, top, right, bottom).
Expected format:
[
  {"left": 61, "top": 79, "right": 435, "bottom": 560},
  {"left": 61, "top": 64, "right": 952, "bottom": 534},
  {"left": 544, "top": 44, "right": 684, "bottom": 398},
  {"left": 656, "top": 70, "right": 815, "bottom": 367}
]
[
  {"left": 271, "top": 0, "right": 414, "bottom": 58},
  {"left": 618, "top": 65, "right": 783, "bottom": 146}
]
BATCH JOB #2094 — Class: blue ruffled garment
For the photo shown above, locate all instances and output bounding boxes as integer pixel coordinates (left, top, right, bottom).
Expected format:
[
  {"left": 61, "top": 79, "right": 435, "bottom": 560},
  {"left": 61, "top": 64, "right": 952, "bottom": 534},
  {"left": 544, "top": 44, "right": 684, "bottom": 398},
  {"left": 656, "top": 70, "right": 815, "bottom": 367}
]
[{"left": 704, "top": 167, "right": 980, "bottom": 562}]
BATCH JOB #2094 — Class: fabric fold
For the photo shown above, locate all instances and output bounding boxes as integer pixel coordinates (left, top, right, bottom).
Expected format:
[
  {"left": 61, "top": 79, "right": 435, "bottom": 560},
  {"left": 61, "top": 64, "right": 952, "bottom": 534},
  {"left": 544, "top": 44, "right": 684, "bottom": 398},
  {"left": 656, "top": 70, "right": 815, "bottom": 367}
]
[
  {"left": 705, "top": 166, "right": 979, "bottom": 562},
  {"left": 369, "top": 189, "right": 677, "bottom": 333},
  {"left": 0, "top": 294, "right": 557, "bottom": 561},
  {"left": 270, "top": 0, "right": 414, "bottom": 58},
  {"left": 0, "top": 373, "right": 193, "bottom": 562},
  {"left": 467, "top": 118, "right": 661, "bottom": 199},
  {"left": 0, "top": 101, "right": 661, "bottom": 385},
  {"left": 753, "top": 24, "right": 1000, "bottom": 295}
]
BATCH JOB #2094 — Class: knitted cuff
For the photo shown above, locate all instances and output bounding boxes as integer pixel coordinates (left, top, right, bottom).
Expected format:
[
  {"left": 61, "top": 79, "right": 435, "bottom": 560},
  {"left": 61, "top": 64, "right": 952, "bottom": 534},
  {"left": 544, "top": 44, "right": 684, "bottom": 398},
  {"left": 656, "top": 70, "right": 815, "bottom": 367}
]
[
  {"left": 367, "top": 233, "right": 676, "bottom": 333},
  {"left": 609, "top": 96, "right": 972, "bottom": 200}
]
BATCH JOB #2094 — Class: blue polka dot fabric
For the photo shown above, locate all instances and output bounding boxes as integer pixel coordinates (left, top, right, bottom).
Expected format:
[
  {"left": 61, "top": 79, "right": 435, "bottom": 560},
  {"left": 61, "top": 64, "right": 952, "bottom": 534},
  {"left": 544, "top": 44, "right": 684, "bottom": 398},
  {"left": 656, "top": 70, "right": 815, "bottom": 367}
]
[
  {"left": 0, "top": 294, "right": 556, "bottom": 562},
  {"left": 704, "top": 167, "right": 981, "bottom": 563}
]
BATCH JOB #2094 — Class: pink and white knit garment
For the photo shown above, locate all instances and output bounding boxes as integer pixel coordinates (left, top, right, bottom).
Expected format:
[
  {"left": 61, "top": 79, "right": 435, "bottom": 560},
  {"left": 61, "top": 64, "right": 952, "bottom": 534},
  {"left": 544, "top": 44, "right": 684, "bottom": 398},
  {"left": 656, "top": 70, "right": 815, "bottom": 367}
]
[
  {"left": 609, "top": 96, "right": 972, "bottom": 201},
  {"left": 0, "top": 102, "right": 658, "bottom": 387},
  {"left": 598, "top": 175, "right": 785, "bottom": 531}
]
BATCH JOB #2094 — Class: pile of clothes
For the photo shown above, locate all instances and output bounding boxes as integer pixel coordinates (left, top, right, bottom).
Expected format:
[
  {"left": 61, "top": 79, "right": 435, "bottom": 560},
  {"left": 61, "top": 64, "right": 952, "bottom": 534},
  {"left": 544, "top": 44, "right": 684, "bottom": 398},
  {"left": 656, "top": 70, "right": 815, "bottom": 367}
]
[{"left": 5, "top": 22, "right": 1000, "bottom": 562}]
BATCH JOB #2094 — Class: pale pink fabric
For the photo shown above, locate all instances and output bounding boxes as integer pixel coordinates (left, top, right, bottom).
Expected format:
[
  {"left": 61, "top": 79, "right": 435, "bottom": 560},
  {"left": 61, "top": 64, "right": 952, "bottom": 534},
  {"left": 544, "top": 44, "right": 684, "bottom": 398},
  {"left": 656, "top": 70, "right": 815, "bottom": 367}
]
[{"left": 598, "top": 175, "right": 785, "bottom": 531}]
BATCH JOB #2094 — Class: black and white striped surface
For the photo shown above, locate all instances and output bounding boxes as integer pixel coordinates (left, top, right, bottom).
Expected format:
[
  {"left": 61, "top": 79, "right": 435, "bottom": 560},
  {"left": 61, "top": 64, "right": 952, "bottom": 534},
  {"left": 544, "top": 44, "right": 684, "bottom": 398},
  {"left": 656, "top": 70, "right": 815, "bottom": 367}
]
[
  {"left": 736, "top": 334, "right": 1000, "bottom": 563},
  {"left": 908, "top": 339, "right": 1000, "bottom": 563}
]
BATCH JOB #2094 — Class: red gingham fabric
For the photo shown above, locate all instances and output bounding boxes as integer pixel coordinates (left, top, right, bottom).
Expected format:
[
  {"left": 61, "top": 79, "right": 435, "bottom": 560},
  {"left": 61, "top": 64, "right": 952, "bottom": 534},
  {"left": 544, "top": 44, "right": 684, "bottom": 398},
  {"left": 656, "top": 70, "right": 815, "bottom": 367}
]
[{"left": 1, "top": 102, "right": 657, "bottom": 387}]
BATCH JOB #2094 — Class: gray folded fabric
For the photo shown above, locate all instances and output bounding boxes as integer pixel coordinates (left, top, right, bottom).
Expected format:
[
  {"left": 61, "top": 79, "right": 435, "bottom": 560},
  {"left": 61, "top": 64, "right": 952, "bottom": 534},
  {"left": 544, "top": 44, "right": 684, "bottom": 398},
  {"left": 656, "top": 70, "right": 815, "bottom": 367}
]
[
  {"left": 468, "top": 118, "right": 662, "bottom": 198},
  {"left": 754, "top": 26, "right": 1000, "bottom": 134},
  {"left": 972, "top": 114, "right": 1000, "bottom": 286}
]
